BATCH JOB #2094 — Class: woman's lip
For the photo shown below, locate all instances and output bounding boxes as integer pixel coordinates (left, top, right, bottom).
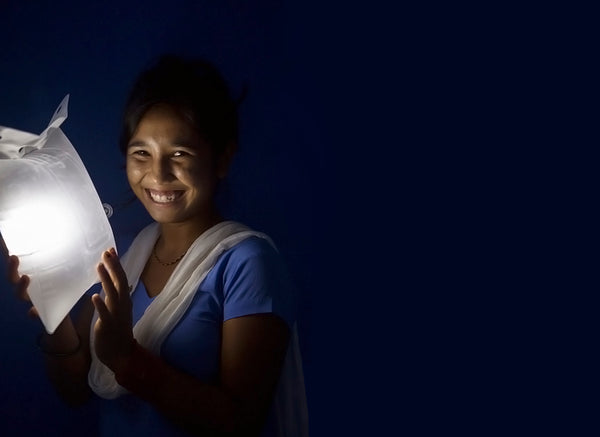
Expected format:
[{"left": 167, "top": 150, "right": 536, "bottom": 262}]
[
  {"left": 145, "top": 189, "right": 184, "bottom": 204},
  {"left": 146, "top": 188, "right": 183, "bottom": 195}
]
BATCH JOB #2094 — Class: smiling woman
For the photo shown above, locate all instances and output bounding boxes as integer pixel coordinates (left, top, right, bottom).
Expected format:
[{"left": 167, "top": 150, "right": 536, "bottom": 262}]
[
  {"left": 125, "top": 104, "right": 224, "bottom": 231},
  {"left": 6, "top": 54, "right": 309, "bottom": 437}
]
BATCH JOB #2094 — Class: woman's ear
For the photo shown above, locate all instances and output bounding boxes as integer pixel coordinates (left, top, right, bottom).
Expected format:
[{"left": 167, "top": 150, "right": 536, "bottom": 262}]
[{"left": 217, "top": 140, "right": 237, "bottom": 179}]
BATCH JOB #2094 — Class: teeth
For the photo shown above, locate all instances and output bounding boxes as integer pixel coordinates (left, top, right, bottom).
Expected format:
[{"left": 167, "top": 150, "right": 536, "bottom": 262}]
[{"left": 148, "top": 190, "right": 180, "bottom": 203}]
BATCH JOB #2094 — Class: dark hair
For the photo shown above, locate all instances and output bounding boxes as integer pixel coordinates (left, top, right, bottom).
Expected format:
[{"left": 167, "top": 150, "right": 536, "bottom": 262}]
[{"left": 119, "top": 54, "right": 241, "bottom": 158}]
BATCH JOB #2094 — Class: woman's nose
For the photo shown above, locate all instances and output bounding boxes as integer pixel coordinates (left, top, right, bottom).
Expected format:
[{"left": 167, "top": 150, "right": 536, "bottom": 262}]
[{"left": 150, "top": 157, "right": 174, "bottom": 183}]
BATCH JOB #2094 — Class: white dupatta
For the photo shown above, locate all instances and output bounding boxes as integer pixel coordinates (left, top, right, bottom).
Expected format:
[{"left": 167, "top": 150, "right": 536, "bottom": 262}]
[{"left": 88, "top": 220, "right": 309, "bottom": 436}]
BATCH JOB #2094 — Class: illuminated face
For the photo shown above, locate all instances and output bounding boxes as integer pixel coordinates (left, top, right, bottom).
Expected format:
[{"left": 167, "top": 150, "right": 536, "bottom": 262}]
[{"left": 126, "top": 104, "right": 220, "bottom": 225}]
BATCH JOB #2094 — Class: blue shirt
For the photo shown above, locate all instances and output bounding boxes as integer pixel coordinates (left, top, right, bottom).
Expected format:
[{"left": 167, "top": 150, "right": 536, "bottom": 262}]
[{"left": 94, "top": 235, "right": 296, "bottom": 436}]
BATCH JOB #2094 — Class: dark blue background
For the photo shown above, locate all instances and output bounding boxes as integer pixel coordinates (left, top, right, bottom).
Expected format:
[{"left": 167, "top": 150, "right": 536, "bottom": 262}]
[
  {"left": 0, "top": 1, "right": 376, "bottom": 435},
  {"left": 0, "top": 4, "right": 581, "bottom": 436}
]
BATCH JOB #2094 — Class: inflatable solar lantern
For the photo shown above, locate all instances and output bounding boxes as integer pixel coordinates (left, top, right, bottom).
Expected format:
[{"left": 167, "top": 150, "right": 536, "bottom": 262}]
[{"left": 0, "top": 95, "right": 116, "bottom": 334}]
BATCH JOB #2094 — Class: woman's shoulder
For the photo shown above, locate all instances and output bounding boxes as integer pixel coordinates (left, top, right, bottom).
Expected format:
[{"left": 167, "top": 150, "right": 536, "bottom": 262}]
[
  {"left": 227, "top": 233, "right": 278, "bottom": 257},
  {"left": 215, "top": 233, "right": 284, "bottom": 275},
  {"left": 214, "top": 233, "right": 297, "bottom": 326}
]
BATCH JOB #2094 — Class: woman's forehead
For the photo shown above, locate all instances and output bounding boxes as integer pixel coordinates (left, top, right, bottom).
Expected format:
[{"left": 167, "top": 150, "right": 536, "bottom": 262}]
[
  {"left": 134, "top": 105, "right": 198, "bottom": 136},
  {"left": 128, "top": 106, "right": 212, "bottom": 151}
]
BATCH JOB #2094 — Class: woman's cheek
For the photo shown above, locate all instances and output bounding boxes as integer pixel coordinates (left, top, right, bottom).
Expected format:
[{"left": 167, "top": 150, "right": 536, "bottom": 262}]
[{"left": 126, "top": 162, "right": 144, "bottom": 182}]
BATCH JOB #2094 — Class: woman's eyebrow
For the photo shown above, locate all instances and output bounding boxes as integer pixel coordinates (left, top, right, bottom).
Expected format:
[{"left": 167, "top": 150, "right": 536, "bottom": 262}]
[
  {"left": 127, "top": 137, "right": 199, "bottom": 148},
  {"left": 172, "top": 137, "right": 197, "bottom": 147},
  {"left": 127, "top": 140, "right": 147, "bottom": 148}
]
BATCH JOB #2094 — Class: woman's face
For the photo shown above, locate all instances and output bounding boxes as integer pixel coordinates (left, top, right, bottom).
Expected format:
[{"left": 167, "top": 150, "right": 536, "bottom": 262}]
[{"left": 126, "top": 104, "right": 220, "bottom": 225}]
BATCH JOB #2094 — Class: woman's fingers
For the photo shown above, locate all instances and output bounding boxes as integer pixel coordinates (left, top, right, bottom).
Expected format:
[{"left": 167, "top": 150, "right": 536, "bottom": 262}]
[
  {"left": 101, "top": 249, "right": 130, "bottom": 300},
  {"left": 7, "top": 255, "right": 21, "bottom": 284},
  {"left": 0, "top": 234, "right": 9, "bottom": 259},
  {"left": 16, "top": 274, "right": 31, "bottom": 301},
  {"left": 91, "top": 249, "right": 134, "bottom": 371},
  {"left": 5, "top": 255, "right": 35, "bottom": 320},
  {"left": 5, "top": 254, "right": 36, "bottom": 319},
  {"left": 97, "top": 262, "right": 118, "bottom": 308},
  {"left": 91, "top": 293, "right": 112, "bottom": 323},
  {"left": 97, "top": 248, "right": 132, "bottom": 329},
  {"left": 7, "top": 255, "right": 31, "bottom": 302},
  {"left": 27, "top": 306, "right": 39, "bottom": 319}
]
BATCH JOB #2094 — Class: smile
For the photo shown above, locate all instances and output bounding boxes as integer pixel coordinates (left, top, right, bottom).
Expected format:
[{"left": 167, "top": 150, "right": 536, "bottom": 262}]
[{"left": 146, "top": 189, "right": 184, "bottom": 204}]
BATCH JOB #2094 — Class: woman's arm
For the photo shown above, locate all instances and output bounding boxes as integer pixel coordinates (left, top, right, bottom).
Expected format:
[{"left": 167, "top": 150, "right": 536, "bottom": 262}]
[
  {"left": 93, "top": 248, "right": 290, "bottom": 436},
  {"left": 40, "top": 296, "right": 94, "bottom": 405},
  {"left": 6, "top": 254, "right": 94, "bottom": 405},
  {"left": 115, "top": 314, "right": 289, "bottom": 436}
]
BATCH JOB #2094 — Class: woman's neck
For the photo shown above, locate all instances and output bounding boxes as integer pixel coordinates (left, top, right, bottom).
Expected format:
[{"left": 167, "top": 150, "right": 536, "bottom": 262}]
[{"left": 156, "top": 212, "right": 224, "bottom": 256}]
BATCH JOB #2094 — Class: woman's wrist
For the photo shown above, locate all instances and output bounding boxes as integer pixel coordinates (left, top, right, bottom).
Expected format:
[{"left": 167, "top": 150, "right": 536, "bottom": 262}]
[
  {"left": 114, "top": 340, "right": 166, "bottom": 401},
  {"left": 37, "top": 331, "right": 81, "bottom": 357},
  {"left": 106, "top": 337, "right": 135, "bottom": 375},
  {"left": 37, "top": 315, "right": 82, "bottom": 358}
]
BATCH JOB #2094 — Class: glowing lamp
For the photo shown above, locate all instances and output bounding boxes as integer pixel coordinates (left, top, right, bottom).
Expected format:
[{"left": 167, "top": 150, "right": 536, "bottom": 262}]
[{"left": 0, "top": 95, "right": 115, "bottom": 334}]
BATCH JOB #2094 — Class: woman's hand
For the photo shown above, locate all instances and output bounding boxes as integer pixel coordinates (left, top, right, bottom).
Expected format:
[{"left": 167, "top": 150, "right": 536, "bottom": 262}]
[
  {"left": 91, "top": 248, "right": 134, "bottom": 373},
  {"left": 6, "top": 254, "right": 39, "bottom": 319}
]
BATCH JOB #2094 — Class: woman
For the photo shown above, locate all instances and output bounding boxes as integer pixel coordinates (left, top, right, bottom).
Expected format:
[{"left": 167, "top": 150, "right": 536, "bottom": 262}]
[{"left": 7, "top": 54, "right": 308, "bottom": 436}]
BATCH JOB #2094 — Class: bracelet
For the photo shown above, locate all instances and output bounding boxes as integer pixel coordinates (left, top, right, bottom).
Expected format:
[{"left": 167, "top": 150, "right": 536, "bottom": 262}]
[{"left": 36, "top": 332, "right": 82, "bottom": 358}]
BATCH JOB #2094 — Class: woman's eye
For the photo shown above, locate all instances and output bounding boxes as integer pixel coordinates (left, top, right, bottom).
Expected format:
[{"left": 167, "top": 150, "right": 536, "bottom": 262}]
[{"left": 132, "top": 150, "right": 149, "bottom": 157}]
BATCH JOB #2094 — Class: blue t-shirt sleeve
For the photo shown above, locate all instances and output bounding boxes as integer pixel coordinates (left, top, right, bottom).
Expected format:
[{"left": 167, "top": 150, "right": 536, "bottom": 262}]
[{"left": 222, "top": 237, "right": 296, "bottom": 329}]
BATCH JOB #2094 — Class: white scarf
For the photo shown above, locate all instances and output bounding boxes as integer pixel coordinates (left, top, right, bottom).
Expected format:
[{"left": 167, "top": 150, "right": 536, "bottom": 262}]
[{"left": 88, "top": 220, "right": 309, "bottom": 436}]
